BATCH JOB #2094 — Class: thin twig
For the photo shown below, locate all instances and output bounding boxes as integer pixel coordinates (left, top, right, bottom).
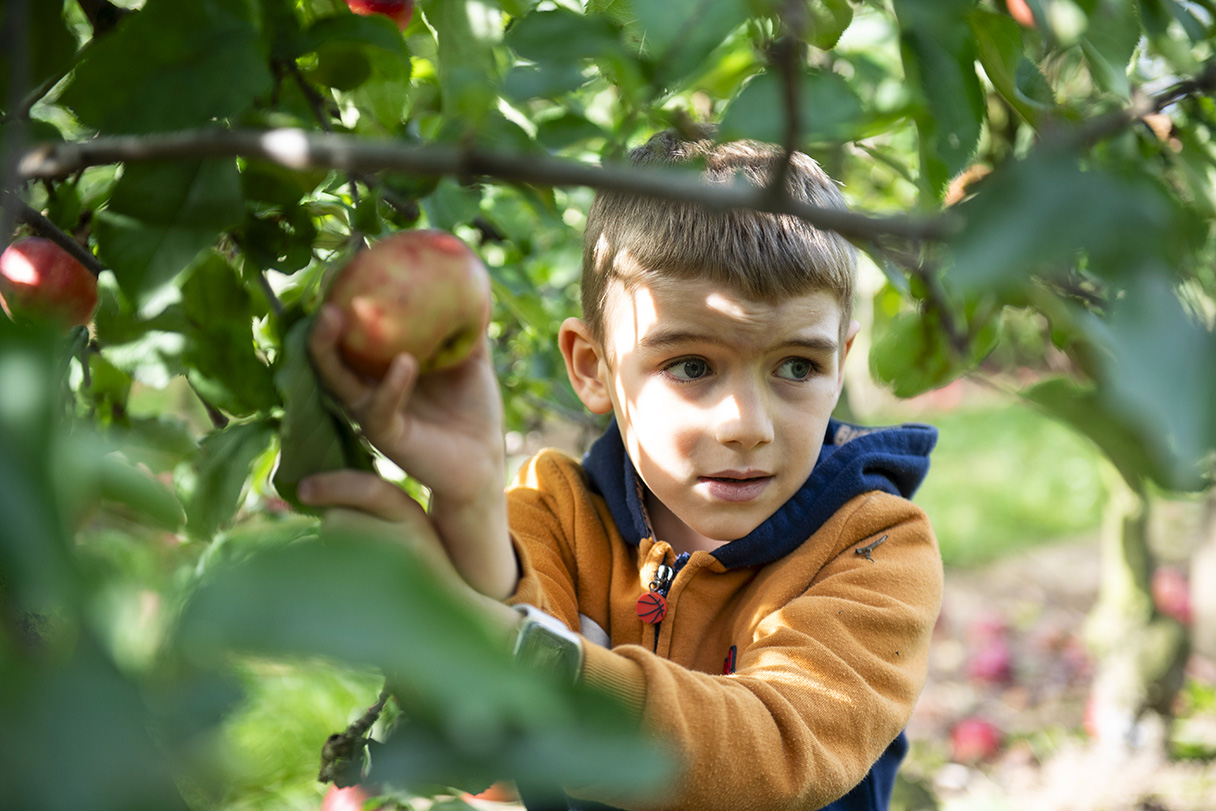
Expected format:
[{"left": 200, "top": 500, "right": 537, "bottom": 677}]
[{"left": 10, "top": 196, "right": 107, "bottom": 278}]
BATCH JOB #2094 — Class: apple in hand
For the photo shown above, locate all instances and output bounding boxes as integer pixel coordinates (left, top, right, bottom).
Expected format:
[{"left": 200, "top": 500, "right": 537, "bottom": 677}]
[
  {"left": 0, "top": 236, "right": 99, "bottom": 329},
  {"left": 324, "top": 229, "right": 492, "bottom": 379},
  {"left": 346, "top": 0, "right": 414, "bottom": 30}
]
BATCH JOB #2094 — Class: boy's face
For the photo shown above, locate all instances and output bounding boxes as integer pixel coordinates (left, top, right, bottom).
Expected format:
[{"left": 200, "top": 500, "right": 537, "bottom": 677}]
[{"left": 561, "top": 277, "right": 858, "bottom": 553}]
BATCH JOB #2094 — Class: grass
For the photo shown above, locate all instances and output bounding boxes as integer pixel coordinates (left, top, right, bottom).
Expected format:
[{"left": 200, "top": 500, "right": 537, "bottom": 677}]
[{"left": 889, "top": 396, "right": 1109, "bottom": 568}]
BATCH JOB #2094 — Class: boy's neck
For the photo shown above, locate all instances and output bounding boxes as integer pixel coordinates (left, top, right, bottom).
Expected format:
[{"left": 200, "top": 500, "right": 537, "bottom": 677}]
[{"left": 645, "top": 490, "right": 729, "bottom": 555}]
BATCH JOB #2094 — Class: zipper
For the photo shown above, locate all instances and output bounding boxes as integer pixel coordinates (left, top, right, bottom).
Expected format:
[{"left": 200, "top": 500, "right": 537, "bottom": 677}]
[{"left": 638, "top": 552, "right": 689, "bottom": 653}]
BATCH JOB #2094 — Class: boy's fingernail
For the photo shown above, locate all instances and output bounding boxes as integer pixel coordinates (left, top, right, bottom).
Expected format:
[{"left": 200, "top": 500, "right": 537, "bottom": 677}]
[{"left": 297, "top": 479, "right": 314, "bottom": 502}]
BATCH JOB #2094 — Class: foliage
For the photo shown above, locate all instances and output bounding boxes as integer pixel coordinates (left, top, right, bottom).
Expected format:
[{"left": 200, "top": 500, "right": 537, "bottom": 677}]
[{"left": 2, "top": 0, "right": 1216, "bottom": 807}]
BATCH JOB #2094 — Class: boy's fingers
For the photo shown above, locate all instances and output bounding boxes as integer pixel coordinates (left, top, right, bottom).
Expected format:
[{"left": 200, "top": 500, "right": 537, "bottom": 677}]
[
  {"left": 362, "top": 353, "right": 418, "bottom": 438},
  {"left": 308, "top": 304, "right": 372, "bottom": 411},
  {"left": 300, "top": 469, "right": 426, "bottom": 526}
]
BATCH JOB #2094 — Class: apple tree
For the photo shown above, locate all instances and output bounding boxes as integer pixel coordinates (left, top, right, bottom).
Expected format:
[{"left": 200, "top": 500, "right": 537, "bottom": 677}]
[{"left": 2, "top": 0, "right": 1216, "bottom": 808}]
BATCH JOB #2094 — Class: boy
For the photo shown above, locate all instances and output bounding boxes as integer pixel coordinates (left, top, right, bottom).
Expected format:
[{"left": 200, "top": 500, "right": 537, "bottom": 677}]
[{"left": 302, "top": 129, "right": 943, "bottom": 811}]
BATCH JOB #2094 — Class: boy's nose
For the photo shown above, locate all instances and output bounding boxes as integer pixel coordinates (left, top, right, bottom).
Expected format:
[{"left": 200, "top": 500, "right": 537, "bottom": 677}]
[{"left": 713, "top": 386, "right": 774, "bottom": 450}]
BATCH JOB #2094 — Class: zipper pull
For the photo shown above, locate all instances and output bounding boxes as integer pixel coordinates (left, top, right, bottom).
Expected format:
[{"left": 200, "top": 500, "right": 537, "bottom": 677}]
[{"left": 635, "top": 563, "right": 674, "bottom": 624}]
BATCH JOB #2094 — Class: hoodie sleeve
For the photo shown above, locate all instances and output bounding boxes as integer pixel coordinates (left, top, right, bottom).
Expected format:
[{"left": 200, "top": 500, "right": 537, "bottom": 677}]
[{"left": 507, "top": 451, "right": 944, "bottom": 811}]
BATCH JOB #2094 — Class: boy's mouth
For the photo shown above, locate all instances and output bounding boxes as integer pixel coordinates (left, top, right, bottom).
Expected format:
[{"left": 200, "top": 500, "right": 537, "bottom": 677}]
[{"left": 698, "top": 473, "right": 773, "bottom": 503}]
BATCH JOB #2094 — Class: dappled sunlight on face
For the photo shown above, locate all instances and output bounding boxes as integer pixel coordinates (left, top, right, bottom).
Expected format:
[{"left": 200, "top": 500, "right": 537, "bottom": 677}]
[{"left": 595, "top": 276, "right": 847, "bottom": 554}]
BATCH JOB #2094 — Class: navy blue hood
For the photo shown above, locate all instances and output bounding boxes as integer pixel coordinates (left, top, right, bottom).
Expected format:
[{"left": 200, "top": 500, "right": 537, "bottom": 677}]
[{"left": 582, "top": 417, "right": 937, "bottom": 570}]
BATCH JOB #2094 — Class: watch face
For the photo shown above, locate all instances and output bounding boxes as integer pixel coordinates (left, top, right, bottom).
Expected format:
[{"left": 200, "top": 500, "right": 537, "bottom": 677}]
[{"left": 515, "top": 615, "right": 582, "bottom": 683}]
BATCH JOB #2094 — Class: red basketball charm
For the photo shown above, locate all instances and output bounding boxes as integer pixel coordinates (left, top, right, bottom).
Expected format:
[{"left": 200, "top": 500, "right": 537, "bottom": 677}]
[{"left": 635, "top": 591, "right": 667, "bottom": 624}]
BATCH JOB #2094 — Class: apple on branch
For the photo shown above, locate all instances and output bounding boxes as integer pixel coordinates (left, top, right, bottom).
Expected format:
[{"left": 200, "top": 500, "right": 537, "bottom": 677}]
[
  {"left": 345, "top": 0, "right": 414, "bottom": 30},
  {"left": 0, "top": 236, "right": 99, "bottom": 329},
  {"left": 323, "top": 229, "right": 493, "bottom": 379}
]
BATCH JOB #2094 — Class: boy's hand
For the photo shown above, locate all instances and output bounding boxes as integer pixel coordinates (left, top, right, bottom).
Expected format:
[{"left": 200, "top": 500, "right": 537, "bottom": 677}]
[{"left": 308, "top": 304, "right": 517, "bottom": 600}]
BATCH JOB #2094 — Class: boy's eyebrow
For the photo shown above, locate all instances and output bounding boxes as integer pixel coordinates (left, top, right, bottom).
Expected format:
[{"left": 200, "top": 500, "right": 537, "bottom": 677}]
[{"left": 638, "top": 328, "right": 839, "bottom": 354}]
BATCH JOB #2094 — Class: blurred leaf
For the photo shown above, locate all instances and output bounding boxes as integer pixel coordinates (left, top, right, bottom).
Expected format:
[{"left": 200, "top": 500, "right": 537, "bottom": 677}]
[
  {"left": 0, "top": 320, "right": 76, "bottom": 607},
  {"left": 506, "top": 8, "right": 621, "bottom": 65},
  {"left": 0, "top": 643, "right": 188, "bottom": 811},
  {"left": 969, "top": 9, "right": 1055, "bottom": 126},
  {"left": 0, "top": 0, "right": 76, "bottom": 109},
  {"left": 59, "top": 0, "right": 272, "bottom": 133},
  {"left": 1078, "top": 0, "right": 1141, "bottom": 96},
  {"left": 177, "top": 531, "right": 671, "bottom": 797},
  {"left": 947, "top": 149, "right": 1199, "bottom": 294},
  {"left": 894, "top": 0, "right": 985, "bottom": 198},
  {"left": 272, "top": 317, "right": 375, "bottom": 511},
  {"left": 421, "top": 0, "right": 502, "bottom": 128},
  {"left": 807, "top": 0, "right": 855, "bottom": 50},
  {"left": 635, "top": 0, "right": 749, "bottom": 90},
  {"left": 180, "top": 254, "right": 280, "bottom": 416},
  {"left": 238, "top": 204, "right": 319, "bottom": 274},
  {"left": 719, "top": 68, "right": 865, "bottom": 145},
  {"left": 869, "top": 310, "right": 960, "bottom": 398},
  {"left": 97, "top": 453, "right": 185, "bottom": 531},
  {"left": 95, "top": 160, "right": 243, "bottom": 317},
  {"left": 295, "top": 12, "right": 411, "bottom": 57},
  {"left": 176, "top": 419, "right": 275, "bottom": 540}
]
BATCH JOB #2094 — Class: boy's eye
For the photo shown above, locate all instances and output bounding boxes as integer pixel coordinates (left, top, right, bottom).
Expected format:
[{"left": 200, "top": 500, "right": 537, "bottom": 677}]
[
  {"left": 776, "top": 357, "right": 817, "bottom": 380},
  {"left": 665, "top": 358, "right": 711, "bottom": 380}
]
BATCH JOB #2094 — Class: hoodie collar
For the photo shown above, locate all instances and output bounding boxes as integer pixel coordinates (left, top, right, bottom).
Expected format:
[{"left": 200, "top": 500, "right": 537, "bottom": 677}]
[{"left": 582, "top": 417, "right": 937, "bottom": 569}]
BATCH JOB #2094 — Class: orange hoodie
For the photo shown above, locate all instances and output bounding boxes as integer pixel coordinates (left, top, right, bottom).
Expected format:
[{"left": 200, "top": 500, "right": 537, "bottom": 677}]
[{"left": 506, "top": 420, "right": 943, "bottom": 811}]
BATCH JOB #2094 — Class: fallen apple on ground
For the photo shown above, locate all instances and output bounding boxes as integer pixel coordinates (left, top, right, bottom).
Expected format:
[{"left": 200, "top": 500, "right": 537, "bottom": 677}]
[
  {"left": 0, "top": 236, "right": 99, "bottom": 329},
  {"left": 950, "top": 717, "right": 1003, "bottom": 764},
  {"left": 345, "top": 0, "right": 414, "bottom": 30},
  {"left": 324, "top": 229, "right": 493, "bottom": 379}
]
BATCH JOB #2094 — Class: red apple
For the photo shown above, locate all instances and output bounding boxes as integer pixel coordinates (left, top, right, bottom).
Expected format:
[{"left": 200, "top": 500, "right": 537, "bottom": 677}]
[
  {"left": 950, "top": 717, "right": 1002, "bottom": 764},
  {"left": 0, "top": 236, "right": 98, "bottom": 328},
  {"left": 1005, "top": 0, "right": 1037, "bottom": 27},
  {"left": 324, "top": 230, "right": 492, "bottom": 379},
  {"left": 1151, "top": 565, "right": 1192, "bottom": 625},
  {"left": 966, "top": 635, "right": 1014, "bottom": 685},
  {"left": 321, "top": 784, "right": 369, "bottom": 811},
  {"left": 346, "top": 0, "right": 414, "bottom": 30}
]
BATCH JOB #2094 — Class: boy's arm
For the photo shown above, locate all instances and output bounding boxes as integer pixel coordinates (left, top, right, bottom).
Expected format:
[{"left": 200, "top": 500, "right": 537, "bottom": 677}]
[
  {"left": 508, "top": 456, "right": 942, "bottom": 811},
  {"left": 308, "top": 304, "right": 517, "bottom": 599}
]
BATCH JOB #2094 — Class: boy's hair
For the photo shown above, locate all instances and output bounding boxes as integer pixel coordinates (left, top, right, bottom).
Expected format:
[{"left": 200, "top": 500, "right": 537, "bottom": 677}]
[{"left": 581, "top": 128, "right": 858, "bottom": 343}]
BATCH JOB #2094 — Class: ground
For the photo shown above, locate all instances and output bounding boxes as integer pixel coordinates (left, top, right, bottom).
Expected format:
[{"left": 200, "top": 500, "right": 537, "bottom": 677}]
[{"left": 904, "top": 535, "right": 1216, "bottom": 811}]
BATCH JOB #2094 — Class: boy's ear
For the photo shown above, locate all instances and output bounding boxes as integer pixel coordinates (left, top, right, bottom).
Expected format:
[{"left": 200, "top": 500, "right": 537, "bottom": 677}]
[{"left": 558, "top": 317, "right": 614, "bottom": 415}]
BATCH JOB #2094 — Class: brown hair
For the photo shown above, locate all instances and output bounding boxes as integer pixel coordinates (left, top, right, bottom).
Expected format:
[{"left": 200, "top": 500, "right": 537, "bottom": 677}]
[{"left": 580, "top": 129, "right": 857, "bottom": 342}]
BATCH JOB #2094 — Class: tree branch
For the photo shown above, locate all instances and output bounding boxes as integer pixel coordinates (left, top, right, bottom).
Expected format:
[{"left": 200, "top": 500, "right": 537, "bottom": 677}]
[{"left": 18, "top": 128, "right": 956, "bottom": 244}]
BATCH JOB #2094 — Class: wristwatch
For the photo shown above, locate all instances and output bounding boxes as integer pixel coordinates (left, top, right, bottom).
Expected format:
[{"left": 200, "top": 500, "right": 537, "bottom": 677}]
[{"left": 512, "top": 604, "right": 584, "bottom": 684}]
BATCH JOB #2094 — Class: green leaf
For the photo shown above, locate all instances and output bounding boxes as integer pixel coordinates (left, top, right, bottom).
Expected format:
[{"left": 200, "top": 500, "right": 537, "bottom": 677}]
[
  {"left": 94, "top": 160, "right": 243, "bottom": 317},
  {"left": 870, "top": 310, "right": 964, "bottom": 398},
  {"left": 807, "top": 0, "right": 855, "bottom": 50},
  {"left": 634, "top": 0, "right": 749, "bottom": 90},
  {"left": 506, "top": 8, "right": 621, "bottom": 64},
  {"left": 946, "top": 150, "right": 1197, "bottom": 294},
  {"left": 295, "top": 12, "right": 412, "bottom": 57},
  {"left": 176, "top": 419, "right": 275, "bottom": 540},
  {"left": 97, "top": 453, "right": 185, "bottom": 531},
  {"left": 59, "top": 0, "right": 272, "bottom": 133},
  {"left": 421, "top": 0, "right": 502, "bottom": 128},
  {"left": 894, "top": 0, "right": 985, "bottom": 198},
  {"left": 969, "top": 9, "right": 1055, "bottom": 126},
  {"left": 271, "top": 317, "right": 375, "bottom": 512},
  {"left": 180, "top": 254, "right": 280, "bottom": 416},
  {"left": 719, "top": 69, "right": 865, "bottom": 146},
  {"left": 1091, "top": 272, "right": 1215, "bottom": 489},
  {"left": 0, "top": 0, "right": 76, "bottom": 99},
  {"left": 176, "top": 532, "right": 671, "bottom": 796},
  {"left": 1078, "top": 0, "right": 1141, "bottom": 96},
  {"left": 0, "top": 644, "right": 189, "bottom": 811}
]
